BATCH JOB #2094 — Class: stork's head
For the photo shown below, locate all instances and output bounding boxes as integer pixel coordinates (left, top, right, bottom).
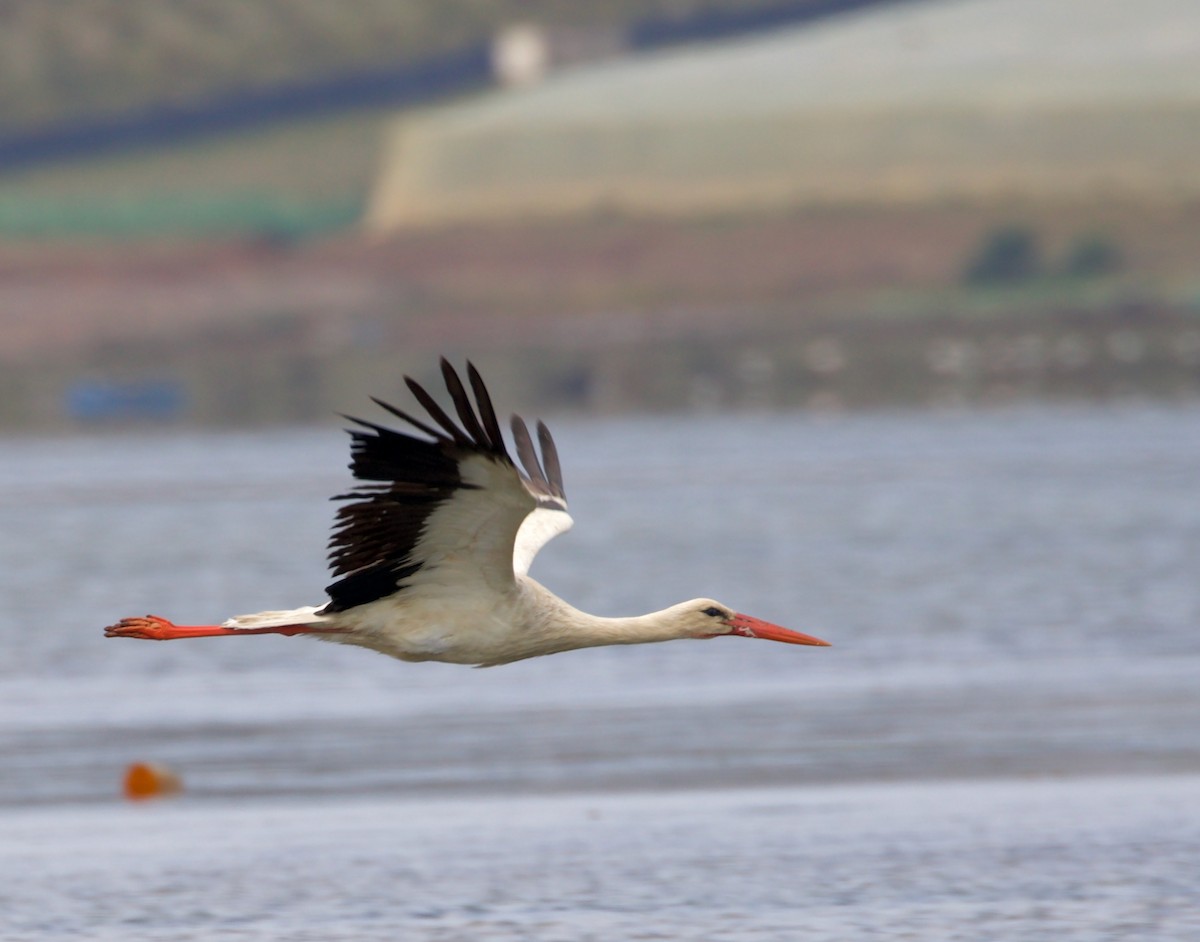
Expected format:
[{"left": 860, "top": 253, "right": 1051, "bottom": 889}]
[{"left": 680, "top": 599, "right": 830, "bottom": 647}]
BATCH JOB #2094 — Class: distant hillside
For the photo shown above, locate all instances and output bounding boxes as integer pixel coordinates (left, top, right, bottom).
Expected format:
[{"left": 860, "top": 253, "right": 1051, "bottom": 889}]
[
  {"left": 0, "top": 0, "right": 904, "bottom": 137},
  {"left": 367, "top": 0, "right": 1200, "bottom": 230},
  {"left": 0, "top": 0, "right": 916, "bottom": 239},
  {"left": 0, "top": 1, "right": 593, "bottom": 131}
]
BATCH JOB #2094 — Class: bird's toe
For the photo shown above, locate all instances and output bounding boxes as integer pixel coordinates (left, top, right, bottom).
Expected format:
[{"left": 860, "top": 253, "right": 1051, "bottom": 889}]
[{"left": 104, "top": 615, "right": 173, "bottom": 640}]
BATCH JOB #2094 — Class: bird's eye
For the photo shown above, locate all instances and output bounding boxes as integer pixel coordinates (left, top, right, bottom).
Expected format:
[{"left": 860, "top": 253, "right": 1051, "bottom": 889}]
[{"left": 702, "top": 606, "right": 724, "bottom": 618}]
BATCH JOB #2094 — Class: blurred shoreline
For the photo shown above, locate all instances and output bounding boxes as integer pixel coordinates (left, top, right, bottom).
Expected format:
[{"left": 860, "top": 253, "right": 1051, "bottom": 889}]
[{"left": 1, "top": 201, "right": 1197, "bottom": 431}]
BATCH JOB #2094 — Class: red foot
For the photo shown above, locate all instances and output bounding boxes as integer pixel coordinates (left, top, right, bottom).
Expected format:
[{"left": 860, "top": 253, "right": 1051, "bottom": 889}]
[
  {"left": 104, "top": 615, "right": 345, "bottom": 640},
  {"left": 105, "top": 615, "right": 180, "bottom": 640}
]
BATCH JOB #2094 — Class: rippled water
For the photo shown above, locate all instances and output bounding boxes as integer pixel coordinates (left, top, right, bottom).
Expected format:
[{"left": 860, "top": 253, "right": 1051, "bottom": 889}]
[{"left": 2, "top": 403, "right": 1198, "bottom": 939}]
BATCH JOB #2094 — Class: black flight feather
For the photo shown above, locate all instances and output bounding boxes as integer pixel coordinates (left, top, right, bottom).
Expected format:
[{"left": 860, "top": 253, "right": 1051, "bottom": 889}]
[
  {"left": 441, "top": 359, "right": 490, "bottom": 449},
  {"left": 468, "top": 361, "right": 506, "bottom": 456},
  {"left": 405, "top": 373, "right": 471, "bottom": 447},
  {"left": 537, "top": 421, "right": 566, "bottom": 499},
  {"left": 511, "top": 415, "right": 549, "bottom": 494}
]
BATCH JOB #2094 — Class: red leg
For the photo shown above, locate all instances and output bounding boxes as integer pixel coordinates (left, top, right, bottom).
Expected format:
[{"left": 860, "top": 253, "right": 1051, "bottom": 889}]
[{"left": 104, "top": 615, "right": 346, "bottom": 641}]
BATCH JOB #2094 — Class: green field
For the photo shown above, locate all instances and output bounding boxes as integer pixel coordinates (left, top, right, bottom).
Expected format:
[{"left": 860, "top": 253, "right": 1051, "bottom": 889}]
[{"left": 0, "top": 107, "right": 399, "bottom": 238}]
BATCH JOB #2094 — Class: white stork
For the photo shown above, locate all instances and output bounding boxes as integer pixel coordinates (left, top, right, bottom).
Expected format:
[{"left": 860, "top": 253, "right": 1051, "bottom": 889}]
[{"left": 105, "top": 359, "right": 829, "bottom": 666}]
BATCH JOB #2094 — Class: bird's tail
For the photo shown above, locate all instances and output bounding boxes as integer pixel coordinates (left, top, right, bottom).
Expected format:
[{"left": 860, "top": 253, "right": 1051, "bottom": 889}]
[{"left": 221, "top": 606, "right": 327, "bottom": 630}]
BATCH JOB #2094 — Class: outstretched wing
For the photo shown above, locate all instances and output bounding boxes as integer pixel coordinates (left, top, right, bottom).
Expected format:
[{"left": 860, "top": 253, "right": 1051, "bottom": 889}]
[{"left": 323, "top": 358, "right": 571, "bottom": 613}]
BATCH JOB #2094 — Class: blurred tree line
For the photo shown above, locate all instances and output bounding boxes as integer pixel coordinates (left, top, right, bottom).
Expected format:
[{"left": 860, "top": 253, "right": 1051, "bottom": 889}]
[{"left": 964, "top": 225, "right": 1123, "bottom": 286}]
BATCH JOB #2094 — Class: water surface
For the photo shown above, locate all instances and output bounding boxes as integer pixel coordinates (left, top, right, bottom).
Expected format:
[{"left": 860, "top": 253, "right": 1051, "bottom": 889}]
[{"left": 1, "top": 403, "right": 1198, "bottom": 939}]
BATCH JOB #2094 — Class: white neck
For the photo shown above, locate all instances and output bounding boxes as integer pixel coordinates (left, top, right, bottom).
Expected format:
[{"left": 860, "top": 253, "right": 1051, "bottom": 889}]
[{"left": 514, "top": 581, "right": 695, "bottom": 661}]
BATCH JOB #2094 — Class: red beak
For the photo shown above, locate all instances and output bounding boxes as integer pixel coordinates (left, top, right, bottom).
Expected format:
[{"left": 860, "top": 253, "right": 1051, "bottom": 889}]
[{"left": 726, "top": 613, "right": 830, "bottom": 647}]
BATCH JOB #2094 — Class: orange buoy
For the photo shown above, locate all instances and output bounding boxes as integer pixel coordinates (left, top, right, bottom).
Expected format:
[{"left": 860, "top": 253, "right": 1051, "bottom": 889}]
[{"left": 123, "top": 761, "right": 183, "bottom": 801}]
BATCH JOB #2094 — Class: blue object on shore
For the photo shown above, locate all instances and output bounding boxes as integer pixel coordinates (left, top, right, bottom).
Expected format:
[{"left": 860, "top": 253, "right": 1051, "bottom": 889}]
[{"left": 66, "top": 379, "right": 186, "bottom": 423}]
